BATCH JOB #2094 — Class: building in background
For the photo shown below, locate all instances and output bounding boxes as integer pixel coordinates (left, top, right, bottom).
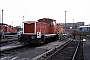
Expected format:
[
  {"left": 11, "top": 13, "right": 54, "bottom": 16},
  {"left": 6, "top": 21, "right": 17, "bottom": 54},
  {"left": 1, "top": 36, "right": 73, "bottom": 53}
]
[
  {"left": 61, "top": 22, "right": 84, "bottom": 33},
  {"left": 78, "top": 26, "right": 90, "bottom": 32},
  {"left": 77, "top": 22, "right": 84, "bottom": 27}
]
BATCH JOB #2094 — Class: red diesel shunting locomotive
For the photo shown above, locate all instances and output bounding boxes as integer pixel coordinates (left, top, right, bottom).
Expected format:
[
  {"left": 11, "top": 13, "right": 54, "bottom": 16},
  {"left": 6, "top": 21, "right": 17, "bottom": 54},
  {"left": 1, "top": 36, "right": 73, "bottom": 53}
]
[
  {"left": 0, "top": 23, "right": 17, "bottom": 35},
  {"left": 19, "top": 18, "right": 64, "bottom": 44}
]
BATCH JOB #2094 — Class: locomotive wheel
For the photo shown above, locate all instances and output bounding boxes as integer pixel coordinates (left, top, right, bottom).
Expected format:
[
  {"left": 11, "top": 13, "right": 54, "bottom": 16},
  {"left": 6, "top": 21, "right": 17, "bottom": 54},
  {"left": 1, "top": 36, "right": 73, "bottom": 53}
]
[{"left": 45, "top": 38, "right": 49, "bottom": 43}]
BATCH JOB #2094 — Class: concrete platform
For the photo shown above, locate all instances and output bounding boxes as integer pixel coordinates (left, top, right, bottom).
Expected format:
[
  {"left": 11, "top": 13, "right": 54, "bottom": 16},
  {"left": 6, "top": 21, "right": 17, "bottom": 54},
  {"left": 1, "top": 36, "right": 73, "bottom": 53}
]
[
  {"left": 0, "top": 42, "right": 22, "bottom": 51},
  {"left": 1, "top": 39, "right": 72, "bottom": 60},
  {"left": 36, "top": 40, "right": 69, "bottom": 50},
  {"left": 83, "top": 39, "right": 90, "bottom": 60},
  {"left": 0, "top": 38, "right": 18, "bottom": 43}
]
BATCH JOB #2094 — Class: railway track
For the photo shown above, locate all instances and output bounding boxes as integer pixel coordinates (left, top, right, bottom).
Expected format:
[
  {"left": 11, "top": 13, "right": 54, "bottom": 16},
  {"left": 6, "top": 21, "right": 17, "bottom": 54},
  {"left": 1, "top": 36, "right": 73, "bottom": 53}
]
[
  {"left": 1, "top": 39, "right": 18, "bottom": 46},
  {"left": 1, "top": 38, "right": 82, "bottom": 60},
  {"left": 0, "top": 38, "right": 44, "bottom": 60},
  {"left": 32, "top": 39, "right": 83, "bottom": 60},
  {"left": 0, "top": 44, "right": 34, "bottom": 59},
  {"left": 0, "top": 43, "right": 24, "bottom": 52},
  {"left": 0, "top": 38, "right": 18, "bottom": 44}
]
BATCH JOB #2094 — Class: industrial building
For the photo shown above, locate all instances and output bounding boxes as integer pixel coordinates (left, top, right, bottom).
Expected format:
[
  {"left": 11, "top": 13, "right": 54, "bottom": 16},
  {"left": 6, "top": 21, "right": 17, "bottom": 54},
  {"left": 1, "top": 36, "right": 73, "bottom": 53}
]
[{"left": 60, "top": 22, "right": 84, "bottom": 33}]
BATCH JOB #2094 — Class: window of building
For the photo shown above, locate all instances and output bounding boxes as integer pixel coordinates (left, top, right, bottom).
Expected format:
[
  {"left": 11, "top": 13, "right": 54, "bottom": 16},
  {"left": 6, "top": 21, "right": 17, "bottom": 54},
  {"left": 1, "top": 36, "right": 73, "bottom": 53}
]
[
  {"left": 89, "top": 27, "right": 90, "bottom": 30},
  {"left": 79, "top": 28, "right": 82, "bottom": 31}
]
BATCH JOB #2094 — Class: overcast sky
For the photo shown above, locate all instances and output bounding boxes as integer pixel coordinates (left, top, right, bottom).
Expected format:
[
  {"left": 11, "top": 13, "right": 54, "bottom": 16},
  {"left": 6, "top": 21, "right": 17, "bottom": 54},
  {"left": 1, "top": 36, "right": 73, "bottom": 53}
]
[{"left": 0, "top": 0, "right": 90, "bottom": 27}]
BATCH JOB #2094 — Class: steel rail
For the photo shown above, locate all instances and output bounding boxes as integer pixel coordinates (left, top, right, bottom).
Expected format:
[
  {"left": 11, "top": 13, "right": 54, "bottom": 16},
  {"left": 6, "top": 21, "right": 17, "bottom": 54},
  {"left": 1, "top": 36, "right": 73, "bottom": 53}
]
[
  {"left": 31, "top": 39, "right": 73, "bottom": 60},
  {"left": 1, "top": 40, "right": 18, "bottom": 46},
  {"left": 1, "top": 38, "right": 18, "bottom": 43},
  {"left": 45, "top": 40, "right": 73, "bottom": 60},
  {"left": 72, "top": 41, "right": 80, "bottom": 60},
  {"left": 0, "top": 44, "right": 24, "bottom": 52}
]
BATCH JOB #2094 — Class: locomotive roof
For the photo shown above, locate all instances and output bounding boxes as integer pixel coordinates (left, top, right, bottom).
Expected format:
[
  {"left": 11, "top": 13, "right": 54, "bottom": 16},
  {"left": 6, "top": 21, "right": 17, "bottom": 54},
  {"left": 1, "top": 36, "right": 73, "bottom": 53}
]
[
  {"left": 23, "top": 18, "right": 56, "bottom": 24},
  {"left": 0, "top": 23, "right": 8, "bottom": 25},
  {"left": 38, "top": 18, "right": 56, "bottom": 21},
  {"left": 24, "top": 21, "right": 36, "bottom": 23}
]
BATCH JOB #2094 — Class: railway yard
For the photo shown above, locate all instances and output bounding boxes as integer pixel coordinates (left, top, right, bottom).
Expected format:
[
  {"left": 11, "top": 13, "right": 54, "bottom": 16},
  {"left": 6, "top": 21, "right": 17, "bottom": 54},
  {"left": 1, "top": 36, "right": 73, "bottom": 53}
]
[
  {"left": 1, "top": 0, "right": 90, "bottom": 59},
  {"left": 0, "top": 18, "right": 90, "bottom": 60},
  {"left": 0, "top": 35, "right": 90, "bottom": 60}
]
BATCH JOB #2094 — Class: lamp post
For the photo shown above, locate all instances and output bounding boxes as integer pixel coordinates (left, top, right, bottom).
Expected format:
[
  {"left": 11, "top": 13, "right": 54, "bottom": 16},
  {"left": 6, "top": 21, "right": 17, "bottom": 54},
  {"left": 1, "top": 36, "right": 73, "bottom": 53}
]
[
  {"left": 73, "top": 19, "right": 74, "bottom": 28},
  {"left": 65, "top": 11, "right": 67, "bottom": 32},
  {"left": 22, "top": 16, "right": 24, "bottom": 28},
  {"left": 2, "top": 9, "right": 3, "bottom": 24},
  {"left": 12, "top": 21, "right": 13, "bottom": 26}
]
